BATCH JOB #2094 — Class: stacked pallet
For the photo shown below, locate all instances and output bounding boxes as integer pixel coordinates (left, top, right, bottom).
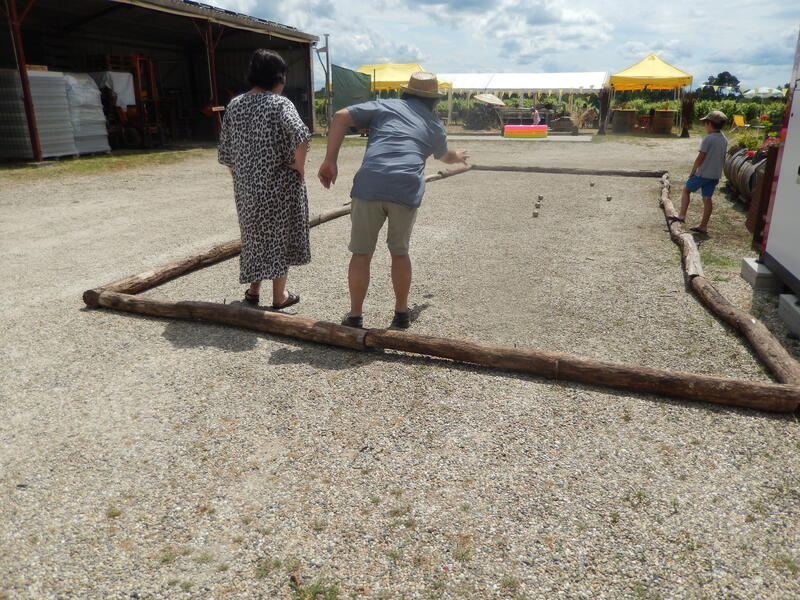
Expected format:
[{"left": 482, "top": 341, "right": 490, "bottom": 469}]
[
  {"left": 0, "top": 69, "right": 77, "bottom": 159},
  {"left": 65, "top": 73, "right": 110, "bottom": 154}
]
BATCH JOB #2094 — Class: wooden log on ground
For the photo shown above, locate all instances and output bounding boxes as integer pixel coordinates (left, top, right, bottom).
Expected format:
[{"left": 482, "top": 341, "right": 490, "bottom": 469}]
[
  {"left": 660, "top": 174, "right": 704, "bottom": 278},
  {"left": 96, "top": 291, "right": 368, "bottom": 351},
  {"left": 92, "top": 290, "right": 800, "bottom": 412},
  {"left": 308, "top": 204, "right": 351, "bottom": 228},
  {"left": 363, "top": 329, "right": 799, "bottom": 412},
  {"left": 425, "top": 163, "right": 473, "bottom": 182},
  {"left": 84, "top": 204, "right": 355, "bottom": 306},
  {"left": 691, "top": 277, "right": 800, "bottom": 385},
  {"left": 658, "top": 173, "right": 800, "bottom": 385},
  {"left": 473, "top": 165, "right": 667, "bottom": 178},
  {"left": 83, "top": 238, "right": 242, "bottom": 306}
]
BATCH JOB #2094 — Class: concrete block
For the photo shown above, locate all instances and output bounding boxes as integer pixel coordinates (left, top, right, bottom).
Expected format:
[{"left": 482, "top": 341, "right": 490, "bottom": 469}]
[
  {"left": 778, "top": 294, "right": 800, "bottom": 336},
  {"left": 740, "top": 257, "right": 782, "bottom": 292}
]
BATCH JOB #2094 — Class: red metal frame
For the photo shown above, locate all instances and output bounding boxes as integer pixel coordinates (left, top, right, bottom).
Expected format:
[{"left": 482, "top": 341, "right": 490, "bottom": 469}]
[
  {"left": 192, "top": 18, "right": 224, "bottom": 136},
  {"left": 6, "top": 0, "right": 43, "bottom": 162}
]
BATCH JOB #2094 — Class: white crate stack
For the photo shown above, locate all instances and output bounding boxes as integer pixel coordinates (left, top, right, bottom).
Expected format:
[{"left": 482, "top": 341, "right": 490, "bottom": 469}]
[
  {"left": 0, "top": 69, "right": 112, "bottom": 160},
  {"left": 64, "top": 73, "right": 110, "bottom": 155}
]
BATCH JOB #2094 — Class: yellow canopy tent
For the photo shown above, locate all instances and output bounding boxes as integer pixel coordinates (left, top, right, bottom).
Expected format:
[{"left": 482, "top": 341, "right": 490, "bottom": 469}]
[
  {"left": 609, "top": 53, "right": 693, "bottom": 91},
  {"left": 356, "top": 62, "right": 452, "bottom": 91}
]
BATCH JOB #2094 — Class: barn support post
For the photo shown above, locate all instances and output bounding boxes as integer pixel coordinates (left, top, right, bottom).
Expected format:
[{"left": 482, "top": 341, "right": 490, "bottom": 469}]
[
  {"left": 304, "top": 41, "right": 314, "bottom": 132},
  {"left": 6, "top": 0, "right": 43, "bottom": 162},
  {"left": 206, "top": 20, "right": 222, "bottom": 136},
  {"left": 193, "top": 18, "right": 224, "bottom": 136}
]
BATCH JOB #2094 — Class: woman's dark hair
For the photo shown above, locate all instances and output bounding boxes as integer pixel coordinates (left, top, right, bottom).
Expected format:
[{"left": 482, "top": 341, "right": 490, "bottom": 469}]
[
  {"left": 401, "top": 92, "right": 439, "bottom": 112},
  {"left": 247, "top": 49, "right": 288, "bottom": 89}
]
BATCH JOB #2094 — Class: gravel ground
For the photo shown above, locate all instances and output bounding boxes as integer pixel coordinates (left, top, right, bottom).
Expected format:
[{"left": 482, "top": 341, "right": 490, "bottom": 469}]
[{"left": 1, "top": 137, "right": 798, "bottom": 600}]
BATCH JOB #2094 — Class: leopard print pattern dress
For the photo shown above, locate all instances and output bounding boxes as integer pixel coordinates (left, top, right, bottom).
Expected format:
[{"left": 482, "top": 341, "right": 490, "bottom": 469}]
[{"left": 218, "top": 92, "right": 311, "bottom": 284}]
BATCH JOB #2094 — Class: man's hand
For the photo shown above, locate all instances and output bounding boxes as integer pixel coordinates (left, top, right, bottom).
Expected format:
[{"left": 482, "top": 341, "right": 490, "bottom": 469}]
[
  {"left": 439, "top": 149, "right": 469, "bottom": 165},
  {"left": 318, "top": 160, "right": 338, "bottom": 189}
]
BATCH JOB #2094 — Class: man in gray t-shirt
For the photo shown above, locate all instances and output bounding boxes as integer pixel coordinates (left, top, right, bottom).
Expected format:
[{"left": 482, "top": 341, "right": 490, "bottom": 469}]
[
  {"left": 318, "top": 72, "right": 467, "bottom": 330},
  {"left": 670, "top": 110, "right": 728, "bottom": 235}
]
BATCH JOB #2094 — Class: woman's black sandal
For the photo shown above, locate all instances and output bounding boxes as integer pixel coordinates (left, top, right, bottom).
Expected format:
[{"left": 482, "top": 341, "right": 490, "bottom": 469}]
[
  {"left": 272, "top": 292, "right": 300, "bottom": 310},
  {"left": 244, "top": 290, "right": 259, "bottom": 306}
]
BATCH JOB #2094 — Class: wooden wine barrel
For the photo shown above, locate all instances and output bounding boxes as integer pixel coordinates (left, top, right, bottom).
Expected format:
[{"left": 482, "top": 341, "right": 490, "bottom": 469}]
[
  {"left": 723, "top": 149, "right": 747, "bottom": 183},
  {"left": 612, "top": 109, "right": 636, "bottom": 133},
  {"left": 723, "top": 149, "right": 767, "bottom": 203},
  {"left": 652, "top": 110, "right": 675, "bottom": 134}
]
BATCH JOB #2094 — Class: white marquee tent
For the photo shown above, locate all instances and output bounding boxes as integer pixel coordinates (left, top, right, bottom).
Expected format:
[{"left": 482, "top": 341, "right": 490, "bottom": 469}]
[{"left": 437, "top": 72, "right": 608, "bottom": 93}]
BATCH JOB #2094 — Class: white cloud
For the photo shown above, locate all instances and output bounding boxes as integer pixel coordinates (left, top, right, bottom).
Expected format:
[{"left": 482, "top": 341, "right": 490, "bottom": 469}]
[
  {"left": 202, "top": 0, "right": 797, "bottom": 87},
  {"left": 619, "top": 39, "right": 692, "bottom": 62}
]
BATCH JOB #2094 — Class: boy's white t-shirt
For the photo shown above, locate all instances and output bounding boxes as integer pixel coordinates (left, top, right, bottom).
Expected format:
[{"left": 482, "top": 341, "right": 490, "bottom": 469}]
[{"left": 696, "top": 131, "right": 728, "bottom": 180}]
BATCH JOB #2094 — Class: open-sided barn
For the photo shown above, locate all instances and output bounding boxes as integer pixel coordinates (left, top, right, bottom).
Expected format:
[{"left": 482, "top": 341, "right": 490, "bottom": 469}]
[{"left": 0, "top": 0, "right": 318, "bottom": 161}]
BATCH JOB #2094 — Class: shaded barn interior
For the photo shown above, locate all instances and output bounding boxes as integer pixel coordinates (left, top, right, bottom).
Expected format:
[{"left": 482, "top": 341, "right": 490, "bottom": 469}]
[{"left": 0, "top": 0, "right": 317, "bottom": 158}]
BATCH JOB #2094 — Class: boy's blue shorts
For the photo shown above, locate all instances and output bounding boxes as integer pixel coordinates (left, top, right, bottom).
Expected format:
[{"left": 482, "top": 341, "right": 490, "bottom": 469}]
[{"left": 685, "top": 175, "right": 719, "bottom": 197}]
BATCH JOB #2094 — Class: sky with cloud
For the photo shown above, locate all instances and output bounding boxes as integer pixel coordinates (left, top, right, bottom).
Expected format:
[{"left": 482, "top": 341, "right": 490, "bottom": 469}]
[{"left": 208, "top": 0, "right": 799, "bottom": 89}]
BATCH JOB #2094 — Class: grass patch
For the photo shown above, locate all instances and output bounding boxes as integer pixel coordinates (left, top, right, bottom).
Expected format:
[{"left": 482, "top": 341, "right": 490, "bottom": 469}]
[
  {"left": 311, "top": 520, "right": 326, "bottom": 533},
  {"left": 699, "top": 249, "right": 739, "bottom": 270},
  {"left": 452, "top": 534, "right": 474, "bottom": 562},
  {"left": 0, "top": 147, "right": 211, "bottom": 184},
  {"left": 105, "top": 507, "right": 122, "bottom": 519},
  {"left": 773, "top": 555, "right": 799, "bottom": 576},
  {"left": 192, "top": 552, "right": 213, "bottom": 564},
  {"left": 255, "top": 557, "right": 283, "bottom": 578},
  {"left": 387, "top": 505, "right": 410, "bottom": 518},
  {"left": 160, "top": 550, "right": 177, "bottom": 564},
  {"left": 500, "top": 575, "right": 520, "bottom": 594},
  {"left": 290, "top": 577, "right": 339, "bottom": 600}
]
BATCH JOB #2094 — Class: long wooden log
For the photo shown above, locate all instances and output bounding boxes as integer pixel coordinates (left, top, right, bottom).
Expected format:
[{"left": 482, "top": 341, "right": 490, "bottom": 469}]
[
  {"left": 84, "top": 204, "right": 354, "bottom": 306},
  {"left": 660, "top": 175, "right": 704, "bottom": 277},
  {"left": 691, "top": 277, "right": 800, "bottom": 384},
  {"left": 425, "top": 163, "right": 473, "bottom": 182},
  {"left": 658, "top": 173, "right": 800, "bottom": 385},
  {"left": 473, "top": 165, "right": 666, "bottom": 178},
  {"left": 96, "top": 291, "right": 368, "bottom": 350},
  {"left": 83, "top": 238, "right": 242, "bottom": 306},
  {"left": 91, "top": 290, "right": 800, "bottom": 412},
  {"left": 363, "top": 329, "right": 799, "bottom": 412},
  {"left": 308, "top": 204, "right": 351, "bottom": 228}
]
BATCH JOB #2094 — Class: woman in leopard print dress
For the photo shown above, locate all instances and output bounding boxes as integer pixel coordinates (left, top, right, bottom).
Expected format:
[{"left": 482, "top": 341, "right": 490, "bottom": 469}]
[{"left": 218, "top": 49, "right": 311, "bottom": 309}]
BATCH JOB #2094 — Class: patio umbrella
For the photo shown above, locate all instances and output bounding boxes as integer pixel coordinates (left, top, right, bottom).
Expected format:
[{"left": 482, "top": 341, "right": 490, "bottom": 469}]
[
  {"left": 473, "top": 93, "right": 505, "bottom": 107},
  {"left": 742, "top": 87, "right": 784, "bottom": 98}
]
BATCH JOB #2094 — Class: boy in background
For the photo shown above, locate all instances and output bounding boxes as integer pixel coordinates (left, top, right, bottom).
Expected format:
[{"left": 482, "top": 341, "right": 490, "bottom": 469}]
[{"left": 669, "top": 110, "right": 728, "bottom": 235}]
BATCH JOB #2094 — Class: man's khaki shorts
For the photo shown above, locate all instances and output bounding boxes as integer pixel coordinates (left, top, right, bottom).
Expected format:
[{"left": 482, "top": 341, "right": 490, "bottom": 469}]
[{"left": 349, "top": 198, "right": 418, "bottom": 255}]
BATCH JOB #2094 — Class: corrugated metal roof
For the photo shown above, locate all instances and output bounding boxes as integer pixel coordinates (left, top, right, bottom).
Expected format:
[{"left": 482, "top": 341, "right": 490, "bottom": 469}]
[{"left": 111, "top": 0, "right": 319, "bottom": 43}]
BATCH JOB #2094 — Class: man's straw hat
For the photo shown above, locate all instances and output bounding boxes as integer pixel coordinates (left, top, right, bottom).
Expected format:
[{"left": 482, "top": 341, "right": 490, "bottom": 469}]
[{"left": 401, "top": 71, "right": 445, "bottom": 98}]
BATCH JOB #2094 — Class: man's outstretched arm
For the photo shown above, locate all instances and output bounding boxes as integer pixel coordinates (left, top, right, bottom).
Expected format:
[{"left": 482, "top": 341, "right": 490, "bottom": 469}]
[{"left": 318, "top": 109, "right": 355, "bottom": 188}]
